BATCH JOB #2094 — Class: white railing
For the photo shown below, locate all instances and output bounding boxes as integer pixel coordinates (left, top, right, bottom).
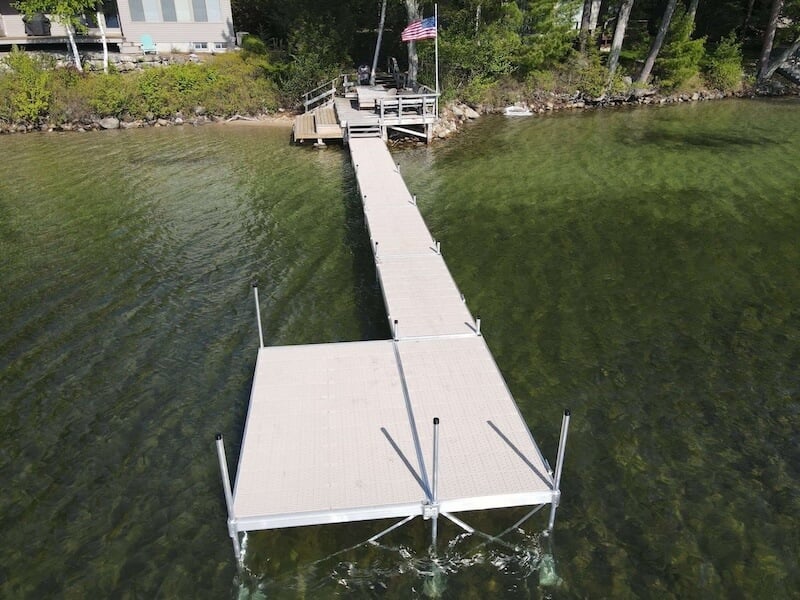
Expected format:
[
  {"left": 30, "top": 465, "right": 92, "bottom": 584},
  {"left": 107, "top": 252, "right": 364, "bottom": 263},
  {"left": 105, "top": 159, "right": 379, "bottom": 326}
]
[
  {"left": 376, "top": 93, "right": 439, "bottom": 121},
  {"left": 301, "top": 73, "right": 356, "bottom": 112}
]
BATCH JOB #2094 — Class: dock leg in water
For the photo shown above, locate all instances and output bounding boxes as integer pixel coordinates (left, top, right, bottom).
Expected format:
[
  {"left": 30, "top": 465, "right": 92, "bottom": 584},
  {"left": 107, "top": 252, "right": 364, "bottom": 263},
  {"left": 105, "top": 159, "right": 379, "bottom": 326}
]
[
  {"left": 546, "top": 409, "right": 571, "bottom": 533},
  {"left": 215, "top": 434, "right": 242, "bottom": 561}
]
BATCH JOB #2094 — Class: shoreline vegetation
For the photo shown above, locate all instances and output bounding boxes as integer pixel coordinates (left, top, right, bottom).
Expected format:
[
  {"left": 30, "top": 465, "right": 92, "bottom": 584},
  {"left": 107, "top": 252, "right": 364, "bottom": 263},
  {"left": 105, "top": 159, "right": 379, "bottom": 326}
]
[
  {"left": 2, "top": 0, "right": 800, "bottom": 139},
  {"left": 0, "top": 45, "right": 791, "bottom": 139}
]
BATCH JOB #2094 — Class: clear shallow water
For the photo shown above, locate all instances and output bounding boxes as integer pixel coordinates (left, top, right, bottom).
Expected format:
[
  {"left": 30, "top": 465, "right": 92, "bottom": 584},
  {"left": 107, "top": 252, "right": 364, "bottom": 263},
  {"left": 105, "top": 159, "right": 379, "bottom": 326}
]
[{"left": 1, "top": 99, "right": 798, "bottom": 598}]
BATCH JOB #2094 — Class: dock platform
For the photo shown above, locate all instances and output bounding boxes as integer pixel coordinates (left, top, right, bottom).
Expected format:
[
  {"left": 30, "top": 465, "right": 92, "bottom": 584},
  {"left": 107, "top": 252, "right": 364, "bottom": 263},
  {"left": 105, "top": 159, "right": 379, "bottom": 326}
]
[
  {"left": 292, "top": 77, "right": 439, "bottom": 143},
  {"left": 217, "top": 136, "right": 569, "bottom": 559}
]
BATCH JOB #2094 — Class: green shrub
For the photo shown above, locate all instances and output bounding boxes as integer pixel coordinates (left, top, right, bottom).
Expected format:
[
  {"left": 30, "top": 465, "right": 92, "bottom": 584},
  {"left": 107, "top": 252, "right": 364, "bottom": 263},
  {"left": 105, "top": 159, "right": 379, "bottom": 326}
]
[
  {"left": 241, "top": 34, "right": 267, "bottom": 56},
  {"left": 87, "top": 73, "right": 133, "bottom": 117},
  {"left": 2, "top": 51, "right": 285, "bottom": 124},
  {"left": 655, "top": 8, "right": 706, "bottom": 91},
  {"left": 516, "top": 0, "right": 578, "bottom": 74},
  {"left": 0, "top": 47, "right": 52, "bottom": 123},
  {"left": 704, "top": 33, "right": 743, "bottom": 91},
  {"left": 48, "top": 67, "right": 92, "bottom": 123},
  {"left": 574, "top": 39, "right": 609, "bottom": 98}
]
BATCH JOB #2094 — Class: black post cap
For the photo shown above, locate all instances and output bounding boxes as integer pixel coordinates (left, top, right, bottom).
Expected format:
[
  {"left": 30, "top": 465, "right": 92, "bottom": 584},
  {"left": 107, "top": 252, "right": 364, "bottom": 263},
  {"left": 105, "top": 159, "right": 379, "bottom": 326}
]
[
  {"left": 433, "top": 417, "right": 439, "bottom": 425},
  {"left": 251, "top": 280, "right": 258, "bottom": 288},
  {"left": 215, "top": 432, "right": 223, "bottom": 440},
  {"left": 564, "top": 408, "right": 571, "bottom": 417}
]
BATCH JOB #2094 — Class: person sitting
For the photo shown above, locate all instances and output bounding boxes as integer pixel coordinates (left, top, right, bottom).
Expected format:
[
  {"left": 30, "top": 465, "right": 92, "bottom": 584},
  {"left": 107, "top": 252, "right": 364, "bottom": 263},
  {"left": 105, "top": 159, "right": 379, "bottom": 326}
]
[{"left": 357, "top": 64, "right": 370, "bottom": 86}]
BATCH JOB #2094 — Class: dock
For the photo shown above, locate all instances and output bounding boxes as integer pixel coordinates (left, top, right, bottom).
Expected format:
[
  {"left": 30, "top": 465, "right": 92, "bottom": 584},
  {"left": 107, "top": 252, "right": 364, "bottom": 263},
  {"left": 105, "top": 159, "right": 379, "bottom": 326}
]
[
  {"left": 217, "top": 120, "right": 570, "bottom": 561},
  {"left": 291, "top": 76, "right": 439, "bottom": 143}
]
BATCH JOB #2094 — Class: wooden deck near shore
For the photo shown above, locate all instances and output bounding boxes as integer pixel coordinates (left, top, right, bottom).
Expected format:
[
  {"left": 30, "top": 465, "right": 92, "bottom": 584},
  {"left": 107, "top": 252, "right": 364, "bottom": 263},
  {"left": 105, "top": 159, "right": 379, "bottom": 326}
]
[{"left": 292, "top": 79, "right": 439, "bottom": 143}]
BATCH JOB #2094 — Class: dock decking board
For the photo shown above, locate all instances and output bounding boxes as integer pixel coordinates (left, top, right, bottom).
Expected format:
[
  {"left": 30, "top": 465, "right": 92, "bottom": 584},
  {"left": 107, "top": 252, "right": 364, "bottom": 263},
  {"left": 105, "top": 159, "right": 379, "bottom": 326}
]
[{"left": 229, "top": 129, "right": 556, "bottom": 540}]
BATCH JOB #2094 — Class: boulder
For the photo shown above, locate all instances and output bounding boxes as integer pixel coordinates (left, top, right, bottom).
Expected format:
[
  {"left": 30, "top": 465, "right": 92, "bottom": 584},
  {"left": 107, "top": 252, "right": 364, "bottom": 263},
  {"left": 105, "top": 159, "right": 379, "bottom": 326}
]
[
  {"left": 463, "top": 105, "right": 480, "bottom": 119},
  {"left": 99, "top": 116, "right": 120, "bottom": 130}
]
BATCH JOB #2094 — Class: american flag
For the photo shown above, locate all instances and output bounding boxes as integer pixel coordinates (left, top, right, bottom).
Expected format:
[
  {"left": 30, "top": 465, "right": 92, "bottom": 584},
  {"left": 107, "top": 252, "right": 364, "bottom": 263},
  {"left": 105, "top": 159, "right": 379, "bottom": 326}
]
[{"left": 401, "top": 16, "right": 437, "bottom": 41}]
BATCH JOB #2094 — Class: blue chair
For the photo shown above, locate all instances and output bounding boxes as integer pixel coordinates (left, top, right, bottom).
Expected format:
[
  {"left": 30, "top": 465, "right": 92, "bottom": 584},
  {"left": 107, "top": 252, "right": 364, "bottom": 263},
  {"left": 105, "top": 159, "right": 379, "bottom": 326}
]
[{"left": 140, "top": 34, "right": 157, "bottom": 54}]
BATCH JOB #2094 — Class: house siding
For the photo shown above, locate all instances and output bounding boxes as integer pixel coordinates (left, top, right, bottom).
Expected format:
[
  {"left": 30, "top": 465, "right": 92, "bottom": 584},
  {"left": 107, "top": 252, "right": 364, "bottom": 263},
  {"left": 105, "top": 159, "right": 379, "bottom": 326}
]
[
  {"left": 116, "top": 0, "right": 234, "bottom": 52},
  {"left": 1, "top": 0, "right": 234, "bottom": 52}
]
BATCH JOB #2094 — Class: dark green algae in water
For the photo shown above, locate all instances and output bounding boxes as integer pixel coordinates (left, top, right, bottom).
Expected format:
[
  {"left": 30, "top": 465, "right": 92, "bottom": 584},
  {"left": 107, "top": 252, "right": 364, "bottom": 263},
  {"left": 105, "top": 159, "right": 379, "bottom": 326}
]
[{"left": 1, "top": 99, "right": 799, "bottom": 598}]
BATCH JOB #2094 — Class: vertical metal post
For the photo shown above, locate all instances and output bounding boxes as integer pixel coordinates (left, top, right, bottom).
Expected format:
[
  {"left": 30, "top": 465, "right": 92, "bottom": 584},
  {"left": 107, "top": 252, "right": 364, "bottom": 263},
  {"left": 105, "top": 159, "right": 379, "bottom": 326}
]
[
  {"left": 547, "top": 409, "right": 571, "bottom": 532},
  {"left": 432, "top": 417, "right": 440, "bottom": 547},
  {"left": 215, "top": 433, "right": 242, "bottom": 560},
  {"left": 434, "top": 3, "right": 440, "bottom": 97},
  {"left": 412, "top": 194, "right": 417, "bottom": 206},
  {"left": 252, "top": 281, "right": 264, "bottom": 349},
  {"left": 475, "top": 315, "right": 481, "bottom": 336},
  {"left": 393, "top": 319, "right": 399, "bottom": 341},
  {"left": 435, "top": 240, "right": 441, "bottom": 254}
]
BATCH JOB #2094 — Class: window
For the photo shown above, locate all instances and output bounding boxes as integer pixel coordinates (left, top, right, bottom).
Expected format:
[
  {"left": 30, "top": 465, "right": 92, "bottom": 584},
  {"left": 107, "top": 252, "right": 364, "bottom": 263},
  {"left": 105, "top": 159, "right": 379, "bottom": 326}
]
[
  {"left": 160, "top": 0, "right": 176, "bottom": 21},
  {"left": 129, "top": 0, "right": 222, "bottom": 22},
  {"left": 142, "top": 0, "right": 160, "bottom": 22},
  {"left": 129, "top": 0, "right": 145, "bottom": 21},
  {"left": 174, "top": 0, "right": 191, "bottom": 22},
  {"left": 193, "top": 42, "right": 208, "bottom": 50},
  {"left": 191, "top": 0, "right": 207, "bottom": 22},
  {"left": 206, "top": 0, "right": 220, "bottom": 21}
]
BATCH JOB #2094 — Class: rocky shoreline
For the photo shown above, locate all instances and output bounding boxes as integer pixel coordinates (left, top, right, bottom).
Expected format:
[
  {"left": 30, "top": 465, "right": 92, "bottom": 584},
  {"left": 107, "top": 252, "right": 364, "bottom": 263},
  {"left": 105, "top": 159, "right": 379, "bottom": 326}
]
[
  {"left": 431, "top": 88, "right": 761, "bottom": 140},
  {"left": 0, "top": 110, "right": 295, "bottom": 134},
  {"left": 1, "top": 80, "right": 795, "bottom": 138}
]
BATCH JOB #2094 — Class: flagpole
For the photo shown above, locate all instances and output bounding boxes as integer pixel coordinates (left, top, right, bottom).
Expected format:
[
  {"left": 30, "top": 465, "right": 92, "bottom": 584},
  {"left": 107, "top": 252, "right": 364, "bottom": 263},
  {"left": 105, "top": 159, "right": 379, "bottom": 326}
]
[{"left": 435, "top": 3, "right": 439, "bottom": 96}]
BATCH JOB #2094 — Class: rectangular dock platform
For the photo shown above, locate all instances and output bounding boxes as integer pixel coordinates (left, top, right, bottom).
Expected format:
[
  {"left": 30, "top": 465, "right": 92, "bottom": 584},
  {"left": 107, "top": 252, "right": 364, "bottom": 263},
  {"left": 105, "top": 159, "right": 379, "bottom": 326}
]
[{"left": 217, "top": 136, "right": 570, "bottom": 559}]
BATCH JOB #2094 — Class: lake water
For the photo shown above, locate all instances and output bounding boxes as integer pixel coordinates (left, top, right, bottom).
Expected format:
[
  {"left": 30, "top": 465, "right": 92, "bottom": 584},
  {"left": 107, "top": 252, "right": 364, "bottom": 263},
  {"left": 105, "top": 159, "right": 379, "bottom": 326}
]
[{"left": 1, "top": 99, "right": 798, "bottom": 598}]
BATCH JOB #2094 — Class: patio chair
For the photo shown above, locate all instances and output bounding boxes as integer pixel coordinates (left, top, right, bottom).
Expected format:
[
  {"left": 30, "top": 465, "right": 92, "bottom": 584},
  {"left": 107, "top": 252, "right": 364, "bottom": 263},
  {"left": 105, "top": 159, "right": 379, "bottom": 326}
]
[{"left": 140, "top": 35, "right": 158, "bottom": 54}]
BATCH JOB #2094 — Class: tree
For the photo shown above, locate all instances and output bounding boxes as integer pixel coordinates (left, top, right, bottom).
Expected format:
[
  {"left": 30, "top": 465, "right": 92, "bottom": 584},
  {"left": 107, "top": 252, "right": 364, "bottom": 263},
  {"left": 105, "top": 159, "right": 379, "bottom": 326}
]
[
  {"left": 755, "top": 0, "right": 800, "bottom": 82},
  {"left": 687, "top": 0, "right": 700, "bottom": 25},
  {"left": 370, "top": 0, "right": 387, "bottom": 85},
  {"left": 637, "top": 0, "right": 679, "bottom": 84},
  {"left": 607, "top": 0, "right": 634, "bottom": 77},
  {"left": 517, "top": 0, "right": 577, "bottom": 72},
  {"left": 654, "top": 6, "right": 705, "bottom": 90},
  {"left": 13, "top": 0, "right": 96, "bottom": 73},
  {"left": 94, "top": 5, "right": 109, "bottom": 74},
  {"left": 578, "top": 0, "right": 593, "bottom": 54},
  {"left": 404, "top": 0, "right": 421, "bottom": 85}
]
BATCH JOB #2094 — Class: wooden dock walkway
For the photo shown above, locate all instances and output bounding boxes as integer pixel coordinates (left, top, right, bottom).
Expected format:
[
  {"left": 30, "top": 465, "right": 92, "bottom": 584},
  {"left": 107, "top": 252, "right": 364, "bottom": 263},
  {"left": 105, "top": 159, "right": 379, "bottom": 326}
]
[{"left": 217, "top": 136, "right": 569, "bottom": 560}]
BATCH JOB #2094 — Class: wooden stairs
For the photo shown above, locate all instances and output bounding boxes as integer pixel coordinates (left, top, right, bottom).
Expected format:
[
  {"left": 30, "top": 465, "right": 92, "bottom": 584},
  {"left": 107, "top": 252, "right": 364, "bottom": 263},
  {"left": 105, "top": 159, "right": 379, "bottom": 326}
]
[{"left": 292, "top": 103, "right": 343, "bottom": 143}]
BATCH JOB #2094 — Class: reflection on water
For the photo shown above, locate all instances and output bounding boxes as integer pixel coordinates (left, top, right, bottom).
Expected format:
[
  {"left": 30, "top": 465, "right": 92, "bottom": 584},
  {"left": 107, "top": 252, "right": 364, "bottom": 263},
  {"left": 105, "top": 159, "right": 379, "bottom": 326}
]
[{"left": 2, "top": 100, "right": 799, "bottom": 598}]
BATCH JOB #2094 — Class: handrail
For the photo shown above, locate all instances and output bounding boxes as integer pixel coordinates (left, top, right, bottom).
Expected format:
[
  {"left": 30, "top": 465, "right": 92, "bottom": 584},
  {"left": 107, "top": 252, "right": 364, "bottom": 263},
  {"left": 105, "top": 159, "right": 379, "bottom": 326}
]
[
  {"left": 377, "top": 93, "right": 439, "bottom": 121},
  {"left": 301, "top": 73, "right": 357, "bottom": 112},
  {"left": 416, "top": 84, "right": 437, "bottom": 95}
]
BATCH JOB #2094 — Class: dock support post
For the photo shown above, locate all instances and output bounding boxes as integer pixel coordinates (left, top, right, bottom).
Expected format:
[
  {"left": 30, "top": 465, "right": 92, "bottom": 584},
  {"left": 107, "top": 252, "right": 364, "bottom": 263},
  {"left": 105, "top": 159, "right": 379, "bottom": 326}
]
[
  {"left": 547, "top": 409, "right": 571, "bottom": 533},
  {"left": 431, "top": 417, "right": 440, "bottom": 548},
  {"left": 252, "top": 281, "right": 264, "bottom": 349},
  {"left": 435, "top": 240, "right": 441, "bottom": 255},
  {"left": 215, "top": 433, "right": 242, "bottom": 560},
  {"left": 393, "top": 319, "right": 399, "bottom": 341},
  {"left": 475, "top": 315, "right": 481, "bottom": 336}
]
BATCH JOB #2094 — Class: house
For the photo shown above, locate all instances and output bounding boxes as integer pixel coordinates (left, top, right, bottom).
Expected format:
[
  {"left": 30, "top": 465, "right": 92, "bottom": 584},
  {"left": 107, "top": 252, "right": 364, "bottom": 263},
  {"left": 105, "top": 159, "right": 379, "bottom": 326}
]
[{"left": 0, "top": 0, "right": 235, "bottom": 54}]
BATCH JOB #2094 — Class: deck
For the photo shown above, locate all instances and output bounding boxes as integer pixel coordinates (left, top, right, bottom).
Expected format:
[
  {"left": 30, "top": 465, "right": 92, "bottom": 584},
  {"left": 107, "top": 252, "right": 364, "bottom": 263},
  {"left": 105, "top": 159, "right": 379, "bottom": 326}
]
[
  {"left": 292, "top": 80, "right": 439, "bottom": 143},
  {"left": 218, "top": 135, "right": 569, "bottom": 559}
]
